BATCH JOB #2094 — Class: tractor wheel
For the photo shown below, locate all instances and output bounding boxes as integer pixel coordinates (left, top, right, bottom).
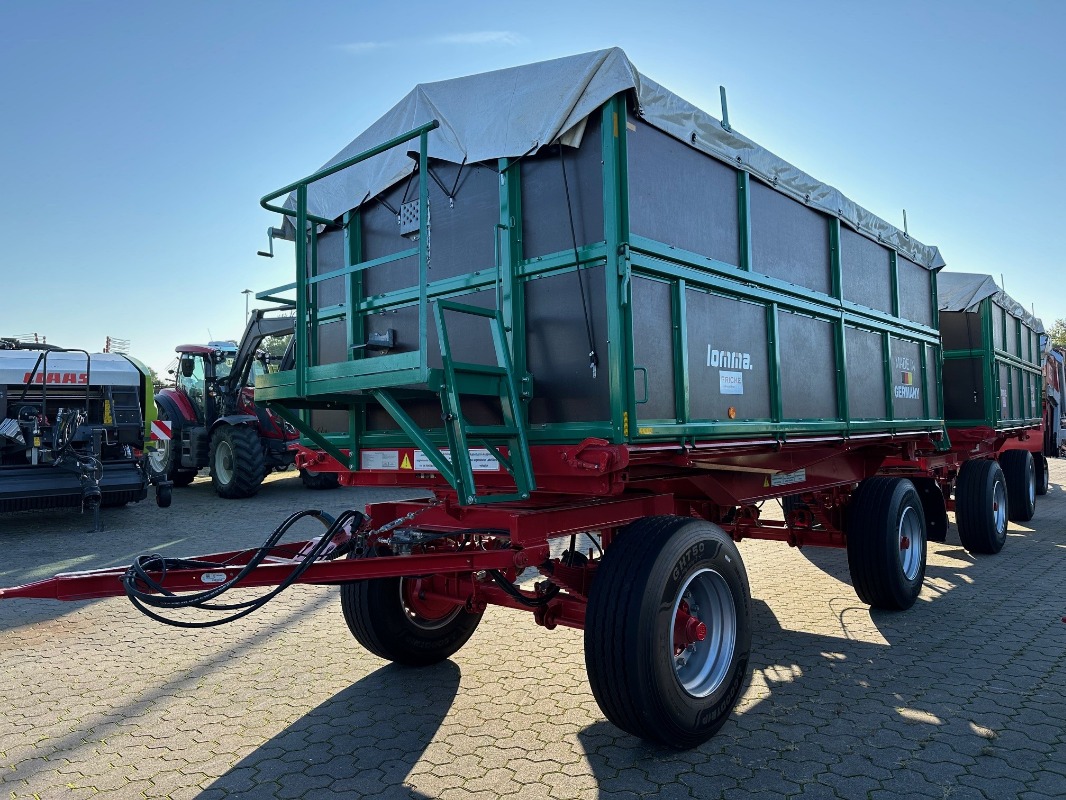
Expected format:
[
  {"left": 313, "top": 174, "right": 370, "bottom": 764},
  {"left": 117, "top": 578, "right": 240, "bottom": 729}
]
[
  {"left": 845, "top": 477, "right": 927, "bottom": 610},
  {"left": 209, "top": 425, "right": 266, "bottom": 499},
  {"left": 1035, "top": 454, "right": 1049, "bottom": 496},
  {"left": 999, "top": 450, "right": 1035, "bottom": 522},
  {"left": 146, "top": 405, "right": 196, "bottom": 487},
  {"left": 955, "top": 459, "right": 1008, "bottom": 555},
  {"left": 300, "top": 469, "right": 340, "bottom": 491},
  {"left": 341, "top": 575, "right": 482, "bottom": 666},
  {"left": 584, "top": 516, "right": 752, "bottom": 749}
]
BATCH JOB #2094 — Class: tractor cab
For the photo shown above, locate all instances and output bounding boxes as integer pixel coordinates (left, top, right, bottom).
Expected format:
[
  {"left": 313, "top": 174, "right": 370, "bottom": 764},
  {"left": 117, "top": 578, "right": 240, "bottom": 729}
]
[{"left": 152, "top": 310, "right": 304, "bottom": 498}]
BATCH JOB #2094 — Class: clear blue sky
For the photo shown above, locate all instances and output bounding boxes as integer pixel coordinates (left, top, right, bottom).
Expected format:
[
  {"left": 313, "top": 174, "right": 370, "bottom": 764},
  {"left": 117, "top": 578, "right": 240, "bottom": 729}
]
[{"left": 1, "top": 0, "right": 1063, "bottom": 375}]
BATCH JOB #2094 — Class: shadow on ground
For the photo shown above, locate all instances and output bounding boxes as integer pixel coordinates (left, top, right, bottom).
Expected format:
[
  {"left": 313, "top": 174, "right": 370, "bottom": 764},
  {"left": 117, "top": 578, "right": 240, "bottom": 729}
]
[{"left": 199, "top": 661, "right": 461, "bottom": 799}]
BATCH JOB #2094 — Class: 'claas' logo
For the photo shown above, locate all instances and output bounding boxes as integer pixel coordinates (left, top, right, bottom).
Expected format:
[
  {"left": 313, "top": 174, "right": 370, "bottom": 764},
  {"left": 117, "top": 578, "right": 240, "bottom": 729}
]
[{"left": 23, "top": 372, "right": 89, "bottom": 385}]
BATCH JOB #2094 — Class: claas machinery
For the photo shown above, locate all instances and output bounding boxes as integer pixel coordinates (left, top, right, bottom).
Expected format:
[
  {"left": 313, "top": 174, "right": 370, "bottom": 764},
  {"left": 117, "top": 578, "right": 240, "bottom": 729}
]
[{"left": 0, "top": 339, "right": 169, "bottom": 528}]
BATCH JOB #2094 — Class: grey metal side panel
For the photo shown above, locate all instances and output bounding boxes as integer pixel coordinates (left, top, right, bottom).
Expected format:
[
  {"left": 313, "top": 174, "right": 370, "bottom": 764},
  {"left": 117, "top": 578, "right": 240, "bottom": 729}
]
[
  {"left": 310, "top": 408, "right": 351, "bottom": 435},
  {"left": 1014, "top": 366, "right": 1024, "bottom": 419},
  {"left": 316, "top": 319, "right": 347, "bottom": 365},
  {"left": 687, "top": 290, "right": 770, "bottom": 421},
  {"left": 992, "top": 304, "right": 1005, "bottom": 350},
  {"left": 627, "top": 119, "right": 740, "bottom": 266},
  {"left": 363, "top": 290, "right": 499, "bottom": 368},
  {"left": 939, "top": 310, "right": 982, "bottom": 351},
  {"left": 841, "top": 228, "right": 892, "bottom": 314},
  {"left": 1004, "top": 310, "right": 1019, "bottom": 355},
  {"left": 926, "top": 344, "right": 940, "bottom": 418},
  {"left": 778, "top": 311, "right": 836, "bottom": 420},
  {"left": 943, "top": 358, "right": 984, "bottom": 421},
  {"left": 366, "top": 396, "right": 503, "bottom": 431},
  {"left": 845, "top": 326, "right": 886, "bottom": 419},
  {"left": 998, "top": 363, "right": 1010, "bottom": 418},
  {"left": 525, "top": 265, "right": 610, "bottom": 424},
  {"left": 362, "top": 180, "right": 419, "bottom": 296},
  {"left": 429, "top": 291, "right": 500, "bottom": 370},
  {"left": 632, "top": 276, "right": 676, "bottom": 420},
  {"left": 360, "top": 162, "right": 499, "bottom": 298},
  {"left": 520, "top": 116, "right": 604, "bottom": 259},
  {"left": 750, "top": 180, "right": 831, "bottom": 296},
  {"left": 312, "top": 228, "right": 347, "bottom": 307},
  {"left": 897, "top": 256, "right": 932, "bottom": 327},
  {"left": 365, "top": 290, "right": 503, "bottom": 432},
  {"left": 889, "top": 338, "right": 923, "bottom": 419}
]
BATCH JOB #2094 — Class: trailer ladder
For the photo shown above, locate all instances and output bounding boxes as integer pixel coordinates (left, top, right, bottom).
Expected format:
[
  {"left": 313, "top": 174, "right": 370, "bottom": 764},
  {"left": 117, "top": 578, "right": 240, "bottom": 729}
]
[
  {"left": 255, "top": 120, "right": 535, "bottom": 505},
  {"left": 372, "top": 300, "right": 534, "bottom": 505}
]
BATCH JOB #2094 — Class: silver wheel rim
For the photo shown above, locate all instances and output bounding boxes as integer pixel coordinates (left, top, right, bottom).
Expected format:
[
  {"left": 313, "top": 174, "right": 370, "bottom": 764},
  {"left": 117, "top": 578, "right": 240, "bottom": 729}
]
[
  {"left": 215, "top": 440, "right": 234, "bottom": 484},
  {"left": 898, "top": 505, "right": 924, "bottom": 581},
  {"left": 399, "top": 580, "right": 462, "bottom": 631},
  {"left": 671, "top": 568, "right": 737, "bottom": 698},
  {"left": 993, "top": 479, "right": 1007, "bottom": 533},
  {"left": 147, "top": 437, "right": 169, "bottom": 474},
  {"left": 1027, "top": 460, "right": 1035, "bottom": 505}
]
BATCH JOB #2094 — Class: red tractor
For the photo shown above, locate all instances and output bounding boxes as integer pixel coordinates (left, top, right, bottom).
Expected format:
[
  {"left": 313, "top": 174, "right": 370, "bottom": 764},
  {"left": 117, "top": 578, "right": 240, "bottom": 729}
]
[{"left": 148, "top": 309, "right": 338, "bottom": 497}]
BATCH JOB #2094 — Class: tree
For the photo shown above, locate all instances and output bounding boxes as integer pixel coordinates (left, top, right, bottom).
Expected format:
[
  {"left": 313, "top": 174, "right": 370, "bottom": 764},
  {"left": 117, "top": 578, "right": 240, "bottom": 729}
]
[{"left": 1049, "top": 319, "right": 1066, "bottom": 349}]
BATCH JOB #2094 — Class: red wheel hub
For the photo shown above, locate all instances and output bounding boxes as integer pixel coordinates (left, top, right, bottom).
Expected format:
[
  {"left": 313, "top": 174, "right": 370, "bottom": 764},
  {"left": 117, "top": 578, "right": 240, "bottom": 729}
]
[
  {"left": 673, "top": 599, "right": 707, "bottom": 655},
  {"left": 401, "top": 577, "right": 462, "bottom": 622}
]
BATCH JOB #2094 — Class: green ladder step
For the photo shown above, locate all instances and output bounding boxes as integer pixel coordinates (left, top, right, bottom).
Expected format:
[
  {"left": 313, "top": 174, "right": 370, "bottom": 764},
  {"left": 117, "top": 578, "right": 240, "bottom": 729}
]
[{"left": 433, "top": 298, "right": 536, "bottom": 505}]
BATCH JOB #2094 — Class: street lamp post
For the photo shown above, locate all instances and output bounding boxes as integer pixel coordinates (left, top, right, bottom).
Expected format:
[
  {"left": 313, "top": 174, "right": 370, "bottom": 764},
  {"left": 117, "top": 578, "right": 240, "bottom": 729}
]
[{"left": 242, "top": 289, "right": 253, "bottom": 324}]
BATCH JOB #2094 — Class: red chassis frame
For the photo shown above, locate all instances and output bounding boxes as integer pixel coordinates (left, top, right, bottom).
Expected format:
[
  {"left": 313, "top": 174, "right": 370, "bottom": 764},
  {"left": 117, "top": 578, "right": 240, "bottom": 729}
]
[{"left": 1, "top": 431, "right": 963, "bottom": 630}]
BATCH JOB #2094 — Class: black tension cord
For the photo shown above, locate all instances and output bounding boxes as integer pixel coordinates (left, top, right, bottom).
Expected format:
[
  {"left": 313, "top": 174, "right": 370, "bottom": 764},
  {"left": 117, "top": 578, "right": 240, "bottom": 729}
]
[{"left": 558, "top": 145, "right": 599, "bottom": 379}]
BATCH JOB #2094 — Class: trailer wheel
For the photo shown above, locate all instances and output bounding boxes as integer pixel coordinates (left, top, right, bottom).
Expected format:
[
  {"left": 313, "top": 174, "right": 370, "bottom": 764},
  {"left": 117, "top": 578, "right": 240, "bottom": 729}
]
[
  {"left": 584, "top": 516, "right": 751, "bottom": 749},
  {"left": 846, "top": 477, "right": 926, "bottom": 610},
  {"left": 209, "top": 425, "right": 266, "bottom": 499},
  {"left": 999, "top": 450, "right": 1035, "bottom": 522},
  {"left": 1035, "top": 454, "right": 1049, "bottom": 496},
  {"left": 955, "top": 459, "right": 1008, "bottom": 555},
  {"left": 341, "top": 575, "right": 482, "bottom": 666},
  {"left": 300, "top": 469, "right": 340, "bottom": 490},
  {"left": 147, "top": 406, "right": 196, "bottom": 487}
]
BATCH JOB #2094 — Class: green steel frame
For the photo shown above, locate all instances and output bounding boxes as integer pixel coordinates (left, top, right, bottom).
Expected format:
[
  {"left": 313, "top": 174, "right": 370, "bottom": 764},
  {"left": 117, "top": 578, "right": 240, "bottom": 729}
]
[
  {"left": 254, "top": 94, "right": 945, "bottom": 493},
  {"left": 942, "top": 297, "right": 1043, "bottom": 429}
]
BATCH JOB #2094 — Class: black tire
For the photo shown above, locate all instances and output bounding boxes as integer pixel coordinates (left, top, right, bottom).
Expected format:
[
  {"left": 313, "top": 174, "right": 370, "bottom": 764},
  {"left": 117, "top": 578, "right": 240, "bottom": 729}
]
[
  {"left": 209, "top": 425, "right": 266, "bottom": 499},
  {"left": 999, "top": 450, "right": 1035, "bottom": 522},
  {"left": 146, "top": 405, "right": 196, "bottom": 487},
  {"left": 955, "top": 459, "right": 1008, "bottom": 554},
  {"left": 341, "top": 574, "right": 482, "bottom": 666},
  {"left": 846, "top": 477, "right": 927, "bottom": 610},
  {"left": 584, "top": 516, "right": 752, "bottom": 749},
  {"left": 300, "top": 468, "right": 340, "bottom": 490},
  {"left": 1035, "top": 454, "right": 1049, "bottom": 496},
  {"left": 156, "top": 484, "right": 173, "bottom": 509}
]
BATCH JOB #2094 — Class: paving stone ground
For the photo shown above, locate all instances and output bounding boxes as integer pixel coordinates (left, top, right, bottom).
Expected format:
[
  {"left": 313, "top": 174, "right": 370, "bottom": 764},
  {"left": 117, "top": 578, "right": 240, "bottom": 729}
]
[{"left": 1, "top": 462, "right": 1064, "bottom": 799}]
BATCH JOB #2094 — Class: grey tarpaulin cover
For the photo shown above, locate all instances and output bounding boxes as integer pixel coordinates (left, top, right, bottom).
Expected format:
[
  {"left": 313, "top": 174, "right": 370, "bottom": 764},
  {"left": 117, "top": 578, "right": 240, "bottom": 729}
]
[
  {"left": 282, "top": 47, "right": 944, "bottom": 270},
  {"left": 937, "top": 271, "right": 1044, "bottom": 333}
]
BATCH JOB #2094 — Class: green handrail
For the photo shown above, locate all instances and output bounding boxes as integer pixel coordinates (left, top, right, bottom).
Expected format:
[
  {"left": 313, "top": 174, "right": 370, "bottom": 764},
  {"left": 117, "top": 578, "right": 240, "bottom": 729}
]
[{"left": 259, "top": 119, "right": 441, "bottom": 221}]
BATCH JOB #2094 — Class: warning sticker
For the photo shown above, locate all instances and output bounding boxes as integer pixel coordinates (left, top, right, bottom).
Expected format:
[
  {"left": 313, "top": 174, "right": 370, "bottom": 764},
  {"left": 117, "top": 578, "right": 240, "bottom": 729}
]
[
  {"left": 413, "top": 449, "right": 501, "bottom": 472},
  {"left": 150, "top": 420, "right": 171, "bottom": 441},
  {"left": 770, "top": 469, "right": 806, "bottom": 487},
  {"left": 360, "top": 450, "right": 399, "bottom": 470},
  {"left": 719, "top": 370, "right": 744, "bottom": 395}
]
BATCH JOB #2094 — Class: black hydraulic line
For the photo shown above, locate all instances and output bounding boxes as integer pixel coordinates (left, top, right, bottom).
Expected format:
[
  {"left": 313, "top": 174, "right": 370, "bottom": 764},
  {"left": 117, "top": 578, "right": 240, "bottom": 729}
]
[
  {"left": 487, "top": 569, "right": 560, "bottom": 607},
  {"left": 122, "top": 509, "right": 355, "bottom": 628}
]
